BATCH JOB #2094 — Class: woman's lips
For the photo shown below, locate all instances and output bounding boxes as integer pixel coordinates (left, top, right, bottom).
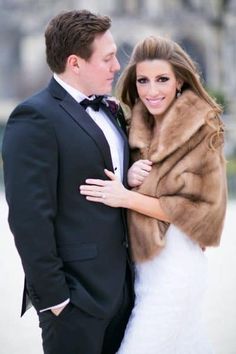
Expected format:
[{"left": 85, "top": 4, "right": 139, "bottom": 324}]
[{"left": 146, "top": 97, "right": 164, "bottom": 107}]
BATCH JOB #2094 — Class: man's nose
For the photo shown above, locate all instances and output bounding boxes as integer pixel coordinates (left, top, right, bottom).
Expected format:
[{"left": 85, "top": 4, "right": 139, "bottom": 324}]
[{"left": 111, "top": 56, "right": 120, "bottom": 72}]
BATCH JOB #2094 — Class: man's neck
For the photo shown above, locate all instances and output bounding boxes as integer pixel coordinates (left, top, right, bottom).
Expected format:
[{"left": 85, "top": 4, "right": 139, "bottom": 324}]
[
  {"left": 53, "top": 73, "right": 88, "bottom": 102},
  {"left": 56, "top": 72, "right": 83, "bottom": 92}
]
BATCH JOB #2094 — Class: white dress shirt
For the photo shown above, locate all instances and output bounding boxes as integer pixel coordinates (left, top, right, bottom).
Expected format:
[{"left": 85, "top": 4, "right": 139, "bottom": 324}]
[
  {"left": 40, "top": 74, "right": 124, "bottom": 312},
  {"left": 54, "top": 74, "right": 124, "bottom": 181}
]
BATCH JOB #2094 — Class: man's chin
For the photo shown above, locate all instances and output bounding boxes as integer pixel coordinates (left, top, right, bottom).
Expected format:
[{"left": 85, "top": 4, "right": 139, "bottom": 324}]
[
  {"left": 93, "top": 86, "right": 112, "bottom": 96},
  {"left": 103, "top": 89, "right": 112, "bottom": 95},
  {"left": 103, "top": 84, "right": 113, "bottom": 95}
]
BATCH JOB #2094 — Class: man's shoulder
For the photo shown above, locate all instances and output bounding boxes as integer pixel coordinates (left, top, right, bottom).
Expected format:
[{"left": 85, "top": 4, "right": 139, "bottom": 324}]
[
  {"left": 9, "top": 82, "right": 55, "bottom": 120},
  {"left": 17, "top": 86, "right": 50, "bottom": 110}
]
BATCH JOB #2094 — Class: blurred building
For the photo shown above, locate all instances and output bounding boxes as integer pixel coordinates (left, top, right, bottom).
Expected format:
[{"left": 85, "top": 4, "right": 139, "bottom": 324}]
[
  {"left": 0, "top": 0, "right": 235, "bottom": 108},
  {"left": 0, "top": 0, "right": 236, "bottom": 192}
]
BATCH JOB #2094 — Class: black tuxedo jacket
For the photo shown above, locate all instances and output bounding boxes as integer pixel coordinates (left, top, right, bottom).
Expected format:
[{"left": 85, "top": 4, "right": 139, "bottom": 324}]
[{"left": 3, "top": 78, "right": 131, "bottom": 318}]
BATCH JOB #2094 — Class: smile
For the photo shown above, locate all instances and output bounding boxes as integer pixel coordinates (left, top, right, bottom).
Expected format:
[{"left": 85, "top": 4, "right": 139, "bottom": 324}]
[{"left": 146, "top": 97, "right": 164, "bottom": 107}]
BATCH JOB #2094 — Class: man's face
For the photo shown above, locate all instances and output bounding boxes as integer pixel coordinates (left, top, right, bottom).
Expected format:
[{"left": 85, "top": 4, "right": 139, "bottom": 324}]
[{"left": 77, "top": 30, "right": 120, "bottom": 96}]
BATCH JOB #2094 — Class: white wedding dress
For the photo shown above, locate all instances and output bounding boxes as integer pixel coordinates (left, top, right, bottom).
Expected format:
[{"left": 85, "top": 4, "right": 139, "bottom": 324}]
[{"left": 117, "top": 224, "right": 214, "bottom": 354}]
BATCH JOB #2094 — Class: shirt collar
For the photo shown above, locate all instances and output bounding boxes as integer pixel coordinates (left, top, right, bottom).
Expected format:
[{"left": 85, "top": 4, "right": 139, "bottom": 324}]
[{"left": 53, "top": 73, "right": 88, "bottom": 103}]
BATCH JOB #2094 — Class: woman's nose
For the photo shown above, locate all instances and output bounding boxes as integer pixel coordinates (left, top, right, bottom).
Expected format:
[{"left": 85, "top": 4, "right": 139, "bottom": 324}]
[{"left": 148, "top": 82, "right": 159, "bottom": 96}]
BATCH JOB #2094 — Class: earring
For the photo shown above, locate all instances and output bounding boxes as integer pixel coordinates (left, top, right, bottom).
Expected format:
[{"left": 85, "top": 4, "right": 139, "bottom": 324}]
[{"left": 176, "top": 89, "right": 182, "bottom": 98}]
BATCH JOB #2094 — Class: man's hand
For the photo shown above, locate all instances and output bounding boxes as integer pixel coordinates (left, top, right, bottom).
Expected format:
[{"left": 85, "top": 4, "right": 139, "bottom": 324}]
[
  {"left": 128, "top": 160, "right": 152, "bottom": 187},
  {"left": 51, "top": 304, "right": 67, "bottom": 316}
]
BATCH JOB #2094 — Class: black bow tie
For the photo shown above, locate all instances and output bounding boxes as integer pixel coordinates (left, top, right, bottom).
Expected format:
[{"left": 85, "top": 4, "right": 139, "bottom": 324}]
[{"left": 80, "top": 96, "right": 104, "bottom": 111}]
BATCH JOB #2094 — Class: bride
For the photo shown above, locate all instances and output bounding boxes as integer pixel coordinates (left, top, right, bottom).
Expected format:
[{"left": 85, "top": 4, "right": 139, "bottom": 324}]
[{"left": 80, "top": 35, "right": 227, "bottom": 353}]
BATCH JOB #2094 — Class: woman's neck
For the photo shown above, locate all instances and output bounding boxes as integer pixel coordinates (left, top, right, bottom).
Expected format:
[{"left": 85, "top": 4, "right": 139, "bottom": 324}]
[{"left": 152, "top": 115, "right": 164, "bottom": 135}]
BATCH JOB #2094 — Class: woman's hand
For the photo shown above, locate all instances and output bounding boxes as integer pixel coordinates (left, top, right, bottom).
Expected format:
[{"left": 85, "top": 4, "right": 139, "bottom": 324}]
[
  {"left": 128, "top": 159, "right": 152, "bottom": 187},
  {"left": 80, "top": 169, "right": 169, "bottom": 222},
  {"left": 80, "top": 169, "right": 130, "bottom": 208}
]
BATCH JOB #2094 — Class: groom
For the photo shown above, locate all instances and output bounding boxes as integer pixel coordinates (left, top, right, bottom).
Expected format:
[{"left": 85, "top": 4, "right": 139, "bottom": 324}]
[{"left": 2, "top": 10, "right": 133, "bottom": 354}]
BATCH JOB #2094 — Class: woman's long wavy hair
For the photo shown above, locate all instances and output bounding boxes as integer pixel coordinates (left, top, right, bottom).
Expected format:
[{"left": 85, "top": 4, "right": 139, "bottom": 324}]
[{"left": 116, "top": 35, "right": 224, "bottom": 149}]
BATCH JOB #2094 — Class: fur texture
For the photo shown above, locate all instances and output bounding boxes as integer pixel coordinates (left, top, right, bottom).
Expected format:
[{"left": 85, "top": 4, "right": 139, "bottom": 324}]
[{"left": 128, "top": 90, "right": 227, "bottom": 262}]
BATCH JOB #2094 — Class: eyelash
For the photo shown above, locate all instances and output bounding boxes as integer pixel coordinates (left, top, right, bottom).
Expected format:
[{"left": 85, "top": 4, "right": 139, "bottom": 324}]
[{"left": 137, "top": 76, "right": 169, "bottom": 84}]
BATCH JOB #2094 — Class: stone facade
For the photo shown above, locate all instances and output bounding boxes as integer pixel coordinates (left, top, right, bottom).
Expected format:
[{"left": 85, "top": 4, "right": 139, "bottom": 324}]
[{"left": 0, "top": 0, "right": 235, "bottom": 112}]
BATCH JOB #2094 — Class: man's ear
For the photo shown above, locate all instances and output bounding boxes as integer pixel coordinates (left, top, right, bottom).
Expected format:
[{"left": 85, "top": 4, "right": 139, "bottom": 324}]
[{"left": 67, "top": 54, "right": 84, "bottom": 73}]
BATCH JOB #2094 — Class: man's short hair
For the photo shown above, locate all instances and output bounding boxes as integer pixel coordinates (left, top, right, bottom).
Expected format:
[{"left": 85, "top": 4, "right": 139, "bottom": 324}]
[{"left": 45, "top": 10, "right": 111, "bottom": 73}]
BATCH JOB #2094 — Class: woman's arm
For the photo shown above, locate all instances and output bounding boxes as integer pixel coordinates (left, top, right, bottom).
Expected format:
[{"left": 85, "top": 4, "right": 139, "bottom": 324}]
[
  {"left": 125, "top": 189, "right": 169, "bottom": 222},
  {"left": 80, "top": 169, "right": 169, "bottom": 222}
]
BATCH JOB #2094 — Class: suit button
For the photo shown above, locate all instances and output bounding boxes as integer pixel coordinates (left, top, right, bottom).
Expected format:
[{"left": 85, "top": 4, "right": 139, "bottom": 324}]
[
  {"left": 122, "top": 240, "right": 128, "bottom": 248},
  {"left": 32, "top": 295, "right": 40, "bottom": 302}
]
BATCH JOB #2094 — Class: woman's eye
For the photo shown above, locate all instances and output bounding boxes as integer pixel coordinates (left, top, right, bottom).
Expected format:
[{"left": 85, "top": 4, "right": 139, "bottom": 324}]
[
  {"left": 158, "top": 76, "right": 169, "bottom": 82},
  {"left": 137, "top": 78, "right": 148, "bottom": 84}
]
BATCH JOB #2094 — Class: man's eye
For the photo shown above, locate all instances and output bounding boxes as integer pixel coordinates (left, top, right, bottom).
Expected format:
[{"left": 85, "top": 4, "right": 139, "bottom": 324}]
[
  {"left": 137, "top": 78, "right": 148, "bottom": 84},
  {"left": 104, "top": 55, "right": 113, "bottom": 62}
]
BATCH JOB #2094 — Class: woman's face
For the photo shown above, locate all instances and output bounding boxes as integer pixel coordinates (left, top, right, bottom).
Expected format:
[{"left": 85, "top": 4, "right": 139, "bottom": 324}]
[{"left": 136, "top": 59, "right": 182, "bottom": 119}]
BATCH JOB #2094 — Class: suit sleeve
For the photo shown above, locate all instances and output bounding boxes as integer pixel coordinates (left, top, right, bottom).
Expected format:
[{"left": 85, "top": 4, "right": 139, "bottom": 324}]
[{"left": 2, "top": 104, "right": 70, "bottom": 310}]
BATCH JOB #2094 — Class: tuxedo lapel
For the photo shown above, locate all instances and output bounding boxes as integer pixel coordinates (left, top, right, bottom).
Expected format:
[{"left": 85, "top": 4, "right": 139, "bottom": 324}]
[
  {"left": 122, "top": 138, "right": 130, "bottom": 187},
  {"left": 48, "top": 78, "right": 114, "bottom": 172},
  {"left": 101, "top": 104, "right": 130, "bottom": 186},
  {"left": 48, "top": 78, "right": 130, "bottom": 183}
]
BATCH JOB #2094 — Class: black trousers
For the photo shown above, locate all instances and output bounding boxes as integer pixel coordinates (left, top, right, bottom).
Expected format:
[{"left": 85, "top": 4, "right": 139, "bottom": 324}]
[{"left": 38, "top": 273, "right": 134, "bottom": 354}]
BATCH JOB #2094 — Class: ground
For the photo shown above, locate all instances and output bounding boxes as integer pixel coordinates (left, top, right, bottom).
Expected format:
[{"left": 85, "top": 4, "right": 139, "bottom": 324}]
[{"left": 1, "top": 194, "right": 235, "bottom": 354}]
